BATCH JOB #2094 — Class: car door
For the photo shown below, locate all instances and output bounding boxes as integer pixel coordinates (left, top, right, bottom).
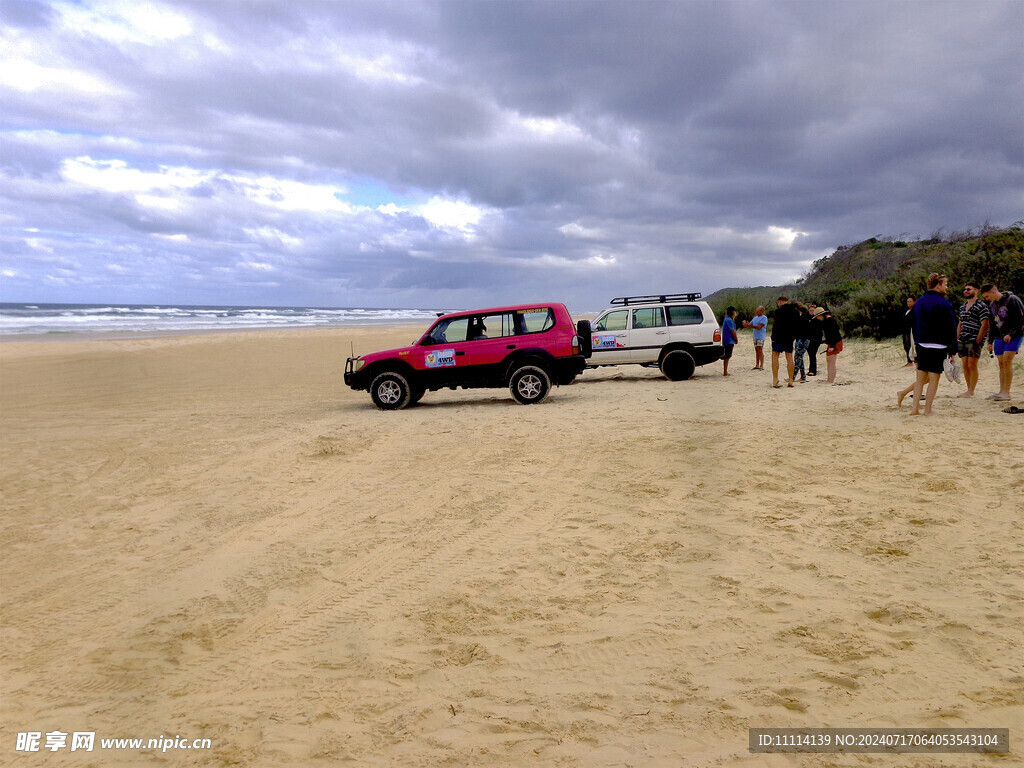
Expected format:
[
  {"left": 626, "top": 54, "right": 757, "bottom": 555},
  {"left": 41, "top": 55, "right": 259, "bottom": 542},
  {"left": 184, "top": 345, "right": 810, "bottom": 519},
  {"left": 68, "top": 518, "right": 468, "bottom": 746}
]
[
  {"left": 418, "top": 316, "right": 474, "bottom": 386},
  {"left": 590, "top": 309, "right": 632, "bottom": 365},
  {"left": 628, "top": 306, "right": 668, "bottom": 362},
  {"left": 462, "top": 311, "right": 518, "bottom": 381}
]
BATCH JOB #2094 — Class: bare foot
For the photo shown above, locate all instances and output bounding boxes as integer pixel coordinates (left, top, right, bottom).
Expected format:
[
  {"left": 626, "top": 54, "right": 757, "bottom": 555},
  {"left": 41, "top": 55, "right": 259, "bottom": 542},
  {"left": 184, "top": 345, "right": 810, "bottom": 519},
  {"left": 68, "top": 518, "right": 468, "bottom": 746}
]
[
  {"left": 723, "top": 373, "right": 731, "bottom": 377},
  {"left": 957, "top": 391, "right": 974, "bottom": 398},
  {"left": 908, "top": 410, "right": 921, "bottom": 416},
  {"left": 897, "top": 390, "right": 906, "bottom": 406},
  {"left": 923, "top": 410, "right": 935, "bottom": 417}
]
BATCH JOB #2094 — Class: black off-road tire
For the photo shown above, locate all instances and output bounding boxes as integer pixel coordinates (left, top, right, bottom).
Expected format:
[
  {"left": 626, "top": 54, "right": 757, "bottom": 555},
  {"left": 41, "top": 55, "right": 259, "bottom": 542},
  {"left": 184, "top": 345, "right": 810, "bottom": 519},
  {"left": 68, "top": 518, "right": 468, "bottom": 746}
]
[
  {"left": 370, "top": 371, "right": 413, "bottom": 410},
  {"left": 408, "top": 386, "right": 426, "bottom": 405},
  {"left": 509, "top": 365, "right": 551, "bottom": 405},
  {"left": 576, "top": 319, "right": 593, "bottom": 358},
  {"left": 660, "top": 349, "right": 696, "bottom": 381}
]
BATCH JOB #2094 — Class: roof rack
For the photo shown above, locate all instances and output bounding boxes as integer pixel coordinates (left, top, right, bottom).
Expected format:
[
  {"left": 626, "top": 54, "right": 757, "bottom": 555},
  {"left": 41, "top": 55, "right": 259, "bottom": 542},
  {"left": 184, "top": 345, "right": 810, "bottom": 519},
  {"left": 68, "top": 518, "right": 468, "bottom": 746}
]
[{"left": 610, "top": 292, "right": 702, "bottom": 306}]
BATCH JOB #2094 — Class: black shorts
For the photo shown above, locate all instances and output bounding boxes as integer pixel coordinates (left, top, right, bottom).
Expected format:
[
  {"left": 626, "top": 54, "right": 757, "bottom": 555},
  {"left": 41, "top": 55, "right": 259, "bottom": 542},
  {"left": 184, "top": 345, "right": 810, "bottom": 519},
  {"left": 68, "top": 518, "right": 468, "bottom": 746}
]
[
  {"left": 771, "top": 339, "right": 793, "bottom": 354},
  {"left": 722, "top": 344, "right": 734, "bottom": 359},
  {"left": 915, "top": 346, "right": 947, "bottom": 374}
]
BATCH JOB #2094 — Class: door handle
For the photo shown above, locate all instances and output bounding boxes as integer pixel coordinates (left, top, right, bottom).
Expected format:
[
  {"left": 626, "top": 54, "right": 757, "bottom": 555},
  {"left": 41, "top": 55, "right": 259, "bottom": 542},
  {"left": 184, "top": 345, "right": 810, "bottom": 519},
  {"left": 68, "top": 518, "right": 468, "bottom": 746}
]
[
  {"left": 455, "top": 351, "right": 465, "bottom": 356},
  {"left": 507, "top": 344, "right": 517, "bottom": 349},
  {"left": 656, "top": 331, "right": 668, "bottom": 335}
]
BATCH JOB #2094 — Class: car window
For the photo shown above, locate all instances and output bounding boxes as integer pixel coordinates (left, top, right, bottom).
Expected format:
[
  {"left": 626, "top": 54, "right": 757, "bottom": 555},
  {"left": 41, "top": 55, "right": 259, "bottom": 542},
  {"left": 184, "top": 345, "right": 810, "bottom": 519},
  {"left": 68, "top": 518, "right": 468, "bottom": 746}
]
[
  {"left": 667, "top": 305, "right": 705, "bottom": 326},
  {"left": 466, "top": 312, "right": 516, "bottom": 341},
  {"left": 593, "top": 310, "right": 628, "bottom": 332},
  {"left": 631, "top": 307, "right": 665, "bottom": 329},
  {"left": 517, "top": 307, "right": 555, "bottom": 334},
  {"left": 425, "top": 317, "right": 470, "bottom": 344}
]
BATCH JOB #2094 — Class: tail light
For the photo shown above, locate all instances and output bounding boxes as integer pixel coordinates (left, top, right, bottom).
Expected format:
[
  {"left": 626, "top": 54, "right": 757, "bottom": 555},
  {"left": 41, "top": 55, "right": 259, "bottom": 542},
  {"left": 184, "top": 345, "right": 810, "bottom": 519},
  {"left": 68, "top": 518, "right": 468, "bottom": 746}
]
[
  {"left": 572, "top": 335, "right": 580, "bottom": 355},
  {"left": 713, "top": 328, "right": 722, "bottom": 342}
]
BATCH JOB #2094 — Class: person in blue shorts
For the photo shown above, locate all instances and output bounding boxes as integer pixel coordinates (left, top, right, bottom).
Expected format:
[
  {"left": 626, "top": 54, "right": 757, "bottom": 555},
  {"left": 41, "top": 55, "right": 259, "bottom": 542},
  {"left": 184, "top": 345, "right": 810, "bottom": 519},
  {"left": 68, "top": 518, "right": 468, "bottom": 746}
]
[
  {"left": 721, "top": 306, "right": 738, "bottom": 376},
  {"left": 742, "top": 306, "right": 768, "bottom": 370},
  {"left": 981, "top": 283, "right": 1024, "bottom": 402}
]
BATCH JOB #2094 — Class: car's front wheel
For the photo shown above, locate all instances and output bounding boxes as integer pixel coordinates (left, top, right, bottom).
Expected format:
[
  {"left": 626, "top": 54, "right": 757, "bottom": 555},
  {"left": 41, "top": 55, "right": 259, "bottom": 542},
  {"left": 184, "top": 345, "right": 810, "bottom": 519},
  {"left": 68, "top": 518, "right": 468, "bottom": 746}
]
[
  {"left": 370, "top": 371, "right": 413, "bottom": 410},
  {"left": 660, "top": 349, "right": 696, "bottom": 381},
  {"left": 509, "top": 365, "right": 551, "bottom": 404}
]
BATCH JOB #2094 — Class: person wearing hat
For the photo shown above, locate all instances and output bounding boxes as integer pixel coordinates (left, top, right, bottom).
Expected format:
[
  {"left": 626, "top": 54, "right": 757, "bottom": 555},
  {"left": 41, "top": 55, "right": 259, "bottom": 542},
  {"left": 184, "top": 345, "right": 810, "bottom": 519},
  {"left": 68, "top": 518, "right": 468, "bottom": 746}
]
[{"left": 811, "top": 305, "right": 843, "bottom": 383}]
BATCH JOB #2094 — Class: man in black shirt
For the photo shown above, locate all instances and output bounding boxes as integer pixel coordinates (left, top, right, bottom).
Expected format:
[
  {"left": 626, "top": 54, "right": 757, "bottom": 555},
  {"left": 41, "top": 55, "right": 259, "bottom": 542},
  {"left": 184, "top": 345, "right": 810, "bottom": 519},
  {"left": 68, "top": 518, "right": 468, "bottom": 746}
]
[{"left": 770, "top": 296, "right": 800, "bottom": 388}]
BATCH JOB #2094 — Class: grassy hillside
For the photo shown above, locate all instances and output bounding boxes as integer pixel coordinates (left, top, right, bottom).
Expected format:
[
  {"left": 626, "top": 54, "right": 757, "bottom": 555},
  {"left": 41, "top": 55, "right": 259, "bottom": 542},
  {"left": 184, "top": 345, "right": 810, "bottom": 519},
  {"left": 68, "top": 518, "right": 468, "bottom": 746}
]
[{"left": 706, "top": 223, "right": 1024, "bottom": 338}]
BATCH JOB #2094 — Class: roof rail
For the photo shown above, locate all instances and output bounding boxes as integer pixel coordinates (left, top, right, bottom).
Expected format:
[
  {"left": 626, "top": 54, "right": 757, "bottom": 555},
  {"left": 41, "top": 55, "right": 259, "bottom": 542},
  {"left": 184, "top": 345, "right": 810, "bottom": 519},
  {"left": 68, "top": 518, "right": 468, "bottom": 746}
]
[{"left": 610, "top": 292, "right": 702, "bottom": 306}]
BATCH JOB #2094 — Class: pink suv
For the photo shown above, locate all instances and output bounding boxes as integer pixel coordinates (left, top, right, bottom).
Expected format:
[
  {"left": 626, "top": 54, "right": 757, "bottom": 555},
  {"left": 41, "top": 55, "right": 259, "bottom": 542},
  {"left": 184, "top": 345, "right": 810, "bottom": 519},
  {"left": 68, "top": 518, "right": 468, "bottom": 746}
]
[{"left": 345, "top": 303, "right": 592, "bottom": 409}]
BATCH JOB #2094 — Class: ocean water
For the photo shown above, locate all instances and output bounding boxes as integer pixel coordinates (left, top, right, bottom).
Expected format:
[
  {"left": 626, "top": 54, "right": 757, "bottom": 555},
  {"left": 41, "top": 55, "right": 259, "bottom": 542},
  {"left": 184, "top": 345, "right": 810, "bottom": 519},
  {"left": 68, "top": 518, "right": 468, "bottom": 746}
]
[{"left": 0, "top": 303, "right": 450, "bottom": 337}]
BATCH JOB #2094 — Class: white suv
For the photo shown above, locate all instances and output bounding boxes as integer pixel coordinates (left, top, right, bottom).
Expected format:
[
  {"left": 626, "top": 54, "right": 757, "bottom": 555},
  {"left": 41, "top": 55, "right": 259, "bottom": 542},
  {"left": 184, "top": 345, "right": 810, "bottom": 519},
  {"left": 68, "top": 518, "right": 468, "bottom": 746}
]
[{"left": 588, "top": 293, "right": 723, "bottom": 380}]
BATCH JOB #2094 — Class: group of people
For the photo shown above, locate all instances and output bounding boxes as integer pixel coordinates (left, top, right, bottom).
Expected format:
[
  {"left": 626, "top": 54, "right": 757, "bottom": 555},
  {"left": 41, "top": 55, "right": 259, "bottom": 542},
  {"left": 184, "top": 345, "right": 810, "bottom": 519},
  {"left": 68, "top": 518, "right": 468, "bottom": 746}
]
[
  {"left": 898, "top": 275, "right": 1023, "bottom": 416},
  {"left": 720, "top": 297, "right": 843, "bottom": 385}
]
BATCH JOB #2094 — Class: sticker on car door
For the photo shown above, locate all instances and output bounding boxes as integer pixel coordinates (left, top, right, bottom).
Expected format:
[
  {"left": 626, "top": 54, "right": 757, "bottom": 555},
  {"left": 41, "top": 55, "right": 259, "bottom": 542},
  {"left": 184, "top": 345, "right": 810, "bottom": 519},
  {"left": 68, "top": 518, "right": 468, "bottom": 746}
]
[
  {"left": 593, "top": 334, "right": 625, "bottom": 349},
  {"left": 425, "top": 349, "right": 457, "bottom": 367}
]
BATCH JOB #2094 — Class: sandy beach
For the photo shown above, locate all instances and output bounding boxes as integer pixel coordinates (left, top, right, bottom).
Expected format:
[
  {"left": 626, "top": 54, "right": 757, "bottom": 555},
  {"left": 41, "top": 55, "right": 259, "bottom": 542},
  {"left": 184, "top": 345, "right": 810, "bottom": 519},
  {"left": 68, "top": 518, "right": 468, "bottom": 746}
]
[{"left": 1, "top": 326, "right": 1021, "bottom": 767}]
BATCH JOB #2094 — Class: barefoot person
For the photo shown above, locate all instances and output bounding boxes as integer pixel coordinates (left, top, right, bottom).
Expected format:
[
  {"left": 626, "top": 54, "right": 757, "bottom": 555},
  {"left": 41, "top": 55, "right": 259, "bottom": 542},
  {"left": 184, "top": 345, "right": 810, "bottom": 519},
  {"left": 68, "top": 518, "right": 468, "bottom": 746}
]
[
  {"left": 721, "top": 306, "right": 738, "bottom": 376},
  {"left": 981, "top": 283, "right": 1024, "bottom": 402},
  {"left": 806, "top": 302, "right": 822, "bottom": 376},
  {"left": 770, "top": 297, "right": 799, "bottom": 388},
  {"left": 811, "top": 306, "right": 843, "bottom": 383},
  {"left": 902, "top": 296, "right": 916, "bottom": 366},
  {"left": 742, "top": 306, "right": 767, "bottom": 370},
  {"left": 908, "top": 273, "right": 957, "bottom": 416},
  {"left": 956, "top": 281, "right": 989, "bottom": 397}
]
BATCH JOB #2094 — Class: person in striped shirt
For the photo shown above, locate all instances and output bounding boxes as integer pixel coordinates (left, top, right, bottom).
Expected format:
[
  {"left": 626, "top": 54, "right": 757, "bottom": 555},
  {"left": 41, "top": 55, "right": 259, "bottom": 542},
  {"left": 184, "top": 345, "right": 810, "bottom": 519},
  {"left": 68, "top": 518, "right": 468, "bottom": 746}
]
[{"left": 956, "top": 281, "right": 990, "bottom": 398}]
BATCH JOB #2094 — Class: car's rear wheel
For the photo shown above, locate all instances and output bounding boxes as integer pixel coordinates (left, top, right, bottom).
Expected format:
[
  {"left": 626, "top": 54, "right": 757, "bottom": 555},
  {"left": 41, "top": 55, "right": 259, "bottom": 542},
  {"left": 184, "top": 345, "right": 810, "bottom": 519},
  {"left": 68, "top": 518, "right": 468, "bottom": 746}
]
[
  {"left": 660, "top": 349, "right": 696, "bottom": 381},
  {"left": 509, "top": 365, "right": 551, "bottom": 404},
  {"left": 409, "top": 386, "right": 426, "bottom": 405},
  {"left": 370, "top": 371, "right": 413, "bottom": 410}
]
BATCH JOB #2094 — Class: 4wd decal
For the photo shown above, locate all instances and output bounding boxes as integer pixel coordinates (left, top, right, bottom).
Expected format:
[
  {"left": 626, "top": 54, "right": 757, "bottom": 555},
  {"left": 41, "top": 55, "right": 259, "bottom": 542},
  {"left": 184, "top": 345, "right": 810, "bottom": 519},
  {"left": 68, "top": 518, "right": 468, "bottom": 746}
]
[
  {"left": 425, "top": 349, "right": 457, "bottom": 368},
  {"left": 593, "top": 334, "right": 625, "bottom": 349}
]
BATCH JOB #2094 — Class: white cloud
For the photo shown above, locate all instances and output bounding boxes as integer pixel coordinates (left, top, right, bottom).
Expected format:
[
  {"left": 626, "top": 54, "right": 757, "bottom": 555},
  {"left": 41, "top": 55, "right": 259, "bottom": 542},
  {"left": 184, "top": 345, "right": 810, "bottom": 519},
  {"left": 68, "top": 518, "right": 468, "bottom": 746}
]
[
  {"left": 57, "top": 0, "right": 193, "bottom": 45},
  {"left": 60, "top": 157, "right": 352, "bottom": 215},
  {"left": 61, "top": 158, "right": 207, "bottom": 194},
  {"left": 414, "top": 197, "right": 486, "bottom": 232},
  {"left": 0, "top": 48, "right": 121, "bottom": 95},
  {"left": 559, "top": 222, "right": 606, "bottom": 240},
  {"left": 244, "top": 227, "right": 304, "bottom": 249},
  {"left": 237, "top": 261, "right": 275, "bottom": 272}
]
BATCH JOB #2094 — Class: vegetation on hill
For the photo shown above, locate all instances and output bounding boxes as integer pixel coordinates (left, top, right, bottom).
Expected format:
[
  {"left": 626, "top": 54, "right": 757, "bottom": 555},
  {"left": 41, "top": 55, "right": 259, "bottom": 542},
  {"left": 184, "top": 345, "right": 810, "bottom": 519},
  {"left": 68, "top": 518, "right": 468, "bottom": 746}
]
[{"left": 706, "top": 223, "right": 1024, "bottom": 338}]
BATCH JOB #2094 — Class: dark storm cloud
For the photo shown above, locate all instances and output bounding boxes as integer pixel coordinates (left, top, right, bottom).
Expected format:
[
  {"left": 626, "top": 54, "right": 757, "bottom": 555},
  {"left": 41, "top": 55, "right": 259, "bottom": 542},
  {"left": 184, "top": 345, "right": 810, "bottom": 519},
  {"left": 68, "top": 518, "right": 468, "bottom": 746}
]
[{"left": 0, "top": 0, "right": 1020, "bottom": 307}]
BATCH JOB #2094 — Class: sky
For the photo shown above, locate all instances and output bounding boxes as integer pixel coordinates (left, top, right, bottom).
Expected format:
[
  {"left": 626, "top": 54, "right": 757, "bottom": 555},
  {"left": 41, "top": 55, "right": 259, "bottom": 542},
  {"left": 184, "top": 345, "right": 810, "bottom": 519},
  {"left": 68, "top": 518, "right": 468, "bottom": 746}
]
[{"left": 1, "top": 0, "right": 1022, "bottom": 311}]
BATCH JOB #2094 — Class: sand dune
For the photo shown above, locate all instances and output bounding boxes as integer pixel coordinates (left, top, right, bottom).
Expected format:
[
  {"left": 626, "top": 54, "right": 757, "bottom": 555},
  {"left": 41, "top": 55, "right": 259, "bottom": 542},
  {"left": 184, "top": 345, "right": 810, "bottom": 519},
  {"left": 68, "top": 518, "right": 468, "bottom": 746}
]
[{"left": 1, "top": 327, "right": 1021, "bottom": 766}]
